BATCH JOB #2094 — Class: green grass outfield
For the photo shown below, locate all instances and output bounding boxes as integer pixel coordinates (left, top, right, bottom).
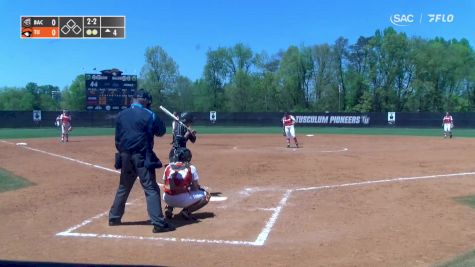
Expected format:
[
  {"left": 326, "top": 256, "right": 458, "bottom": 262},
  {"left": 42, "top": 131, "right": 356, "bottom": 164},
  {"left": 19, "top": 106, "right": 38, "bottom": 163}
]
[
  {"left": 0, "top": 168, "right": 34, "bottom": 193},
  {"left": 435, "top": 195, "right": 475, "bottom": 267},
  {"left": 436, "top": 250, "right": 475, "bottom": 267},
  {"left": 0, "top": 126, "right": 474, "bottom": 139}
]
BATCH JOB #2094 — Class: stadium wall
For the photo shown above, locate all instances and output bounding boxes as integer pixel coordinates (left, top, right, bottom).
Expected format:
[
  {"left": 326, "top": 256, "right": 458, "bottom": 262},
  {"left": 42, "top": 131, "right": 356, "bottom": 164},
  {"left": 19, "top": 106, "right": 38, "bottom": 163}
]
[{"left": 0, "top": 111, "right": 468, "bottom": 128}]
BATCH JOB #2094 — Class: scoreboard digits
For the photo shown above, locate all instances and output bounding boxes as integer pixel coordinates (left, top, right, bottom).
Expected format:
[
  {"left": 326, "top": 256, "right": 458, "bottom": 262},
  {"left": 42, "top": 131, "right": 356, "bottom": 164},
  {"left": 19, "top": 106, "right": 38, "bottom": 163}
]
[
  {"left": 85, "top": 73, "right": 137, "bottom": 111},
  {"left": 21, "top": 16, "right": 125, "bottom": 39}
]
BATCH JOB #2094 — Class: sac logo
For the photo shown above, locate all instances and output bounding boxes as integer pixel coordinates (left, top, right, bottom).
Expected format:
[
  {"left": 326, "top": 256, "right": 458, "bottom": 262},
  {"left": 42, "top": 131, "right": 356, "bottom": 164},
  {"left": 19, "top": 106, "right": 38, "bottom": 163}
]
[{"left": 389, "top": 14, "right": 415, "bottom": 26}]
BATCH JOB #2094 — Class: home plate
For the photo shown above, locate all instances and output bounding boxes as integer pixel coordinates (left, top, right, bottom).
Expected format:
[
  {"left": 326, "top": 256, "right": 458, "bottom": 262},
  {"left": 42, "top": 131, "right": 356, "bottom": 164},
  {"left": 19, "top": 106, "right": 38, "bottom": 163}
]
[
  {"left": 306, "top": 134, "right": 314, "bottom": 137},
  {"left": 210, "top": 196, "right": 228, "bottom": 202},
  {"left": 16, "top": 142, "right": 28, "bottom": 146}
]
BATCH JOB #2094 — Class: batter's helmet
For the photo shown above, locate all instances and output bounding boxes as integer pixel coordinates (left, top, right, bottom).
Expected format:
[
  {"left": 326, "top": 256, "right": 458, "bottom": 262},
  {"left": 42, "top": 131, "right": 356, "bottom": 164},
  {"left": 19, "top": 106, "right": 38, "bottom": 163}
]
[
  {"left": 180, "top": 112, "right": 193, "bottom": 123},
  {"left": 175, "top": 147, "right": 192, "bottom": 162},
  {"left": 134, "top": 89, "right": 152, "bottom": 103}
]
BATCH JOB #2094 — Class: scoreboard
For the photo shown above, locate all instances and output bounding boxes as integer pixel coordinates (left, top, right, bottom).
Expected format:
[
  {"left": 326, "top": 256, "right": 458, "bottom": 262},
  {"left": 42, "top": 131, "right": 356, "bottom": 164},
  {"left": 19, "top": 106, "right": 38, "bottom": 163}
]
[
  {"left": 20, "top": 16, "right": 125, "bottom": 39},
  {"left": 85, "top": 74, "right": 137, "bottom": 111}
]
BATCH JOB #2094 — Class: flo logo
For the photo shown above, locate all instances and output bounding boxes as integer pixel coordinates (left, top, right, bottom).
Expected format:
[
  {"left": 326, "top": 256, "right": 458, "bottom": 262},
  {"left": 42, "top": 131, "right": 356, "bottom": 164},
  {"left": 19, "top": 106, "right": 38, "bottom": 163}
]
[
  {"left": 427, "top": 14, "right": 454, "bottom": 23},
  {"left": 390, "top": 14, "right": 415, "bottom": 26}
]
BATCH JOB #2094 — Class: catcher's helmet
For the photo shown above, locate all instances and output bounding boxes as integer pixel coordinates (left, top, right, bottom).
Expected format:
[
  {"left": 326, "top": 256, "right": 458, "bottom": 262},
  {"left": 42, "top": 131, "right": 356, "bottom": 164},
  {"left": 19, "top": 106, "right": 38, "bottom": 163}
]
[
  {"left": 134, "top": 89, "right": 152, "bottom": 103},
  {"left": 180, "top": 112, "right": 193, "bottom": 123},
  {"left": 175, "top": 147, "right": 192, "bottom": 162}
]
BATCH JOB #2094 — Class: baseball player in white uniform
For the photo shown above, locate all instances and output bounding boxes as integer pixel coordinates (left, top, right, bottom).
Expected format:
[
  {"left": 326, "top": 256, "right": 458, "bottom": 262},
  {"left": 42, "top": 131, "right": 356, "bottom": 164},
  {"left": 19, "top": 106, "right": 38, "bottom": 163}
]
[
  {"left": 162, "top": 148, "right": 210, "bottom": 221},
  {"left": 282, "top": 112, "right": 299, "bottom": 148},
  {"left": 442, "top": 112, "right": 454, "bottom": 139},
  {"left": 56, "top": 109, "right": 72, "bottom": 142}
]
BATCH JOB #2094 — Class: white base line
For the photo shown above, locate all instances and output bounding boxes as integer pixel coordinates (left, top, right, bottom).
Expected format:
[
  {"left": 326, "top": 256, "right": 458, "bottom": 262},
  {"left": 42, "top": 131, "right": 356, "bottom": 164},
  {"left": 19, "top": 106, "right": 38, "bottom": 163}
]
[
  {"left": 56, "top": 191, "right": 290, "bottom": 246},
  {"left": 1, "top": 139, "right": 120, "bottom": 174},
  {"left": 319, "top": 147, "right": 348, "bottom": 153},
  {"left": 24, "top": 146, "right": 120, "bottom": 174},
  {"left": 295, "top": 171, "right": 475, "bottom": 191},
  {"left": 253, "top": 189, "right": 293, "bottom": 246}
]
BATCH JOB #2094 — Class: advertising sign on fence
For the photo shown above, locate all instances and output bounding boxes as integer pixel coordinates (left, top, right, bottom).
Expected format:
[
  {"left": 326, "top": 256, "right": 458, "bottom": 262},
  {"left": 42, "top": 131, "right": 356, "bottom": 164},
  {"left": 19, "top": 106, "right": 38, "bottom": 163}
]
[
  {"left": 210, "top": 111, "right": 217, "bottom": 124},
  {"left": 33, "top": 110, "right": 41, "bottom": 122},
  {"left": 295, "top": 115, "right": 371, "bottom": 126},
  {"left": 388, "top": 112, "right": 396, "bottom": 125}
]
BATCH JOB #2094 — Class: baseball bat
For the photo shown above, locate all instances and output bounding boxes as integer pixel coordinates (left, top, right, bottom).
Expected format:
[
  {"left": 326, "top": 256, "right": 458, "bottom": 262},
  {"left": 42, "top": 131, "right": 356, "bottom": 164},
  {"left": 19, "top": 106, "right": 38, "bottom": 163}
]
[
  {"left": 159, "top": 105, "right": 179, "bottom": 121},
  {"left": 159, "top": 105, "right": 195, "bottom": 133}
]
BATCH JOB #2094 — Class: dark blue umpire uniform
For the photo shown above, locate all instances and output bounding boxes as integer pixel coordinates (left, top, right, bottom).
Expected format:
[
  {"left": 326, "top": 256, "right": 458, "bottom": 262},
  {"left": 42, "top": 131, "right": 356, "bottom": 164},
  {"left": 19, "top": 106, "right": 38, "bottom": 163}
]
[{"left": 109, "top": 89, "right": 175, "bottom": 233}]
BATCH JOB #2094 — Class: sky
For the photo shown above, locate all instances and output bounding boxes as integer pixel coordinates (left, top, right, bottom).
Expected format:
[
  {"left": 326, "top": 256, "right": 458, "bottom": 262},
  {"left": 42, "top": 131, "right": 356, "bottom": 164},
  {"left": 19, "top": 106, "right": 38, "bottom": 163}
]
[{"left": 0, "top": 0, "right": 473, "bottom": 89}]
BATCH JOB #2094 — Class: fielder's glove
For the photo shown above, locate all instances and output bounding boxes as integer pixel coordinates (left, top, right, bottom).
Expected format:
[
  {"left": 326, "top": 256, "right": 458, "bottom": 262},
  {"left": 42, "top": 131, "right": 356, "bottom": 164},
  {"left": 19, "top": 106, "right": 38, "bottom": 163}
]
[{"left": 282, "top": 129, "right": 286, "bottom": 136}]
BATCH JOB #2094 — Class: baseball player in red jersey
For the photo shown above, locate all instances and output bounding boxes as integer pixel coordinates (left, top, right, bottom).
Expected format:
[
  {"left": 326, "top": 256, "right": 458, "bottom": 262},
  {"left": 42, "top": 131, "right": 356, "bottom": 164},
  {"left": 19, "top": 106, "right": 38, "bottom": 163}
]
[
  {"left": 162, "top": 148, "right": 210, "bottom": 221},
  {"left": 442, "top": 112, "right": 454, "bottom": 139},
  {"left": 56, "top": 109, "right": 72, "bottom": 142},
  {"left": 282, "top": 112, "right": 299, "bottom": 148}
]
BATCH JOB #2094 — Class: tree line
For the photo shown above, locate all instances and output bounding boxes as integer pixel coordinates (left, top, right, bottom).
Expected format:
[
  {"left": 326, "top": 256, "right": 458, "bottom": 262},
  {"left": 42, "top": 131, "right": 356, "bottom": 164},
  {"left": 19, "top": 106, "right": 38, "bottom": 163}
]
[{"left": 1, "top": 27, "right": 474, "bottom": 113}]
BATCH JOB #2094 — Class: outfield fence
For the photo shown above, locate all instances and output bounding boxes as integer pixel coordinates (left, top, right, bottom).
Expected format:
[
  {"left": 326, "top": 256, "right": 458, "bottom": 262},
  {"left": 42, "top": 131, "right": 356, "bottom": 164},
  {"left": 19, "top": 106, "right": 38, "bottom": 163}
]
[{"left": 0, "top": 111, "right": 470, "bottom": 128}]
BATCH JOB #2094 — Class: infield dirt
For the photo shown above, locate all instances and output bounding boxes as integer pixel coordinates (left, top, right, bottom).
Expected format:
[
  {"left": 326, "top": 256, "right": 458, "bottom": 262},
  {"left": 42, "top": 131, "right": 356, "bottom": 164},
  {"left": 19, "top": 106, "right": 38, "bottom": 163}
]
[{"left": 1, "top": 134, "right": 475, "bottom": 266}]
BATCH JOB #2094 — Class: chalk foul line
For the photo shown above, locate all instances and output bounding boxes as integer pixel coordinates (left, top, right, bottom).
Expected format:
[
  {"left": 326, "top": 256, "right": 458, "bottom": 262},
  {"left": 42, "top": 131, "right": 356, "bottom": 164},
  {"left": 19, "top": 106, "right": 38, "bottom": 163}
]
[
  {"left": 253, "top": 189, "right": 292, "bottom": 246},
  {"left": 22, "top": 145, "right": 120, "bottom": 174},
  {"left": 295, "top": 171, "right": 475, "bottom": 191}
]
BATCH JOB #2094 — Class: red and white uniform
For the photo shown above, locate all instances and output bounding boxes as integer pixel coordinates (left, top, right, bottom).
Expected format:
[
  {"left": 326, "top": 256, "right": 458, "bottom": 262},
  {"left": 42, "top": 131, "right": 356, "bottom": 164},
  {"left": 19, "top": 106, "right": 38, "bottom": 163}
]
[
  {"left": 443, "top": 115, "right": 453, "bottom": 132},
  {"left": 59, "top": 113, "right": 72, "bottom": 135},
  {"left": 282, "top": 115, "right": 296, "bottom": 138},
  {"left": 162, "top": 162, "right": 206, "bottom": 208}
]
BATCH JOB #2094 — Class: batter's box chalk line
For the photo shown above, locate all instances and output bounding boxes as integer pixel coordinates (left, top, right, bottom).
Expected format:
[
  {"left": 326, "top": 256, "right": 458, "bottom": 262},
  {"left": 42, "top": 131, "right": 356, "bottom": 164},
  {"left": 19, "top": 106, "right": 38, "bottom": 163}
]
[{"left": 56, "top": 189, "right": 293, "bottom": 247}]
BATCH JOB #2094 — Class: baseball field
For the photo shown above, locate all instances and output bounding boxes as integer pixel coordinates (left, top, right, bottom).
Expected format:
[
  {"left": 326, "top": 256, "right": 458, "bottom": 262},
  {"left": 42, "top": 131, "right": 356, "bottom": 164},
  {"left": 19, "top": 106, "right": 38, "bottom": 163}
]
[{"left": 1, "top": 127, "right": 475, "bottom": 266}]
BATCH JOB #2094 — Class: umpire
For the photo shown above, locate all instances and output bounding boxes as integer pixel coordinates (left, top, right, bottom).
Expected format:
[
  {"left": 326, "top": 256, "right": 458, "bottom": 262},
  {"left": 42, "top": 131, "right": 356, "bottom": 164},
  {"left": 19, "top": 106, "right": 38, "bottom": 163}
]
[{"left": 109, "top": 89, "right": 175, "bottom": 233}]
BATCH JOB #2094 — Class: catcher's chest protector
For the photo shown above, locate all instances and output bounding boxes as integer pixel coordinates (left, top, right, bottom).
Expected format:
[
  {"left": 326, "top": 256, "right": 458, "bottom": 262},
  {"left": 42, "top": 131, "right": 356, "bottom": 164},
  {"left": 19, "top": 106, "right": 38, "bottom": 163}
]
[{"left": 164, "top": 164, "right": 192, "bottom": 195}]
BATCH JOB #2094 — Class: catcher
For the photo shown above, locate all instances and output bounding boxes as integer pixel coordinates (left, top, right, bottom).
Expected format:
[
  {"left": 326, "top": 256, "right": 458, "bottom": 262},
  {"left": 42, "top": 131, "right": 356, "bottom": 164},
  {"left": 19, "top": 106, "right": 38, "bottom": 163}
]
[
  {"left": 162, "top": 147, "right": 210, "bottom": 221},
  {"left": 56, "top": 109, "right": 72, "bottom": 142}
]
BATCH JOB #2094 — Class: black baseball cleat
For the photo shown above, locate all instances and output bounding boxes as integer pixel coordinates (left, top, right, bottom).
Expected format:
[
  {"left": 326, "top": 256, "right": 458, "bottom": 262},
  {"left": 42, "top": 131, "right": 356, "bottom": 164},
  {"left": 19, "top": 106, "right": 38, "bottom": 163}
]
[
  {"left": 152, "top": 222, "right": 176, "bottom": 233},
  {"left": 165, "top": 205, "right": 173, "bottom": 219},
  {"left": 108, "top": 219, "right": 121, "bottom": 226},
  {"left": 180, "top": 209, "right": 197, "bottom": 221}
]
